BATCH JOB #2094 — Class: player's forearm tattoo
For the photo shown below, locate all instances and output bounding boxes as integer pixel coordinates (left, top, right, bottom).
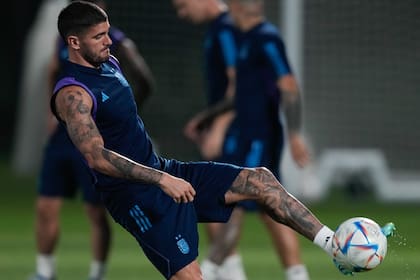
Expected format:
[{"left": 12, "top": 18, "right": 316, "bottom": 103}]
[
  {"left": 231, "top": 168, "right": 321, "bottom": 240},
  {"left": 283, "top": 90, "right": 302, "bottom": 133},
  {"left": 101, "top": 148, "right": 163, "bottom": 185}
]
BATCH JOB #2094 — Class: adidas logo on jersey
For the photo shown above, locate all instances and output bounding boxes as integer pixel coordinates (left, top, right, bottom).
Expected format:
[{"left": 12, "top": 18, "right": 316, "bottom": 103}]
[{"left": 101, "top": 91, "right": 110, "bottom": 102}]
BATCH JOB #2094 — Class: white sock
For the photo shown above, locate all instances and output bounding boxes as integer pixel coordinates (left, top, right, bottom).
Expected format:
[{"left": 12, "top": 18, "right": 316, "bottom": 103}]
[
  {"left": 36, "top": 254, "right": 55, "bottom": 278},
  {"left": 88, "top": 260, "right": 106, "bottom": 280},
  {"left": 200, "top": 259, "right": 220, "bottom": 280},
  {"left": 313, "top": 225, "right": 334, "bottom": 257},
  {"left": 219, "top": 253, "right": 247, "bottom": 280},
  {"left": 285, "top": 264, "right": 310, "bottom": 280}
]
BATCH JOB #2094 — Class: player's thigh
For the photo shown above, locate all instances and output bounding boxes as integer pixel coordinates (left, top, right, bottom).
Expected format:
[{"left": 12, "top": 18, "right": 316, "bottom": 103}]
[
  {"left": 101, "top": 185, "right": 199, "bottom": 279},
  {"left": 164, "top": 159, "right": 243, "bottom": 223},
  {"left": 83, "top": 203, "right": 108, "bottom": 225}
]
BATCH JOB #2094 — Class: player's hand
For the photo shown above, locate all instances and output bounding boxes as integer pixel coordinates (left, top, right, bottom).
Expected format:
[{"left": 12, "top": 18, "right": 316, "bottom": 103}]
[
  {"left": 184, "top": 117, "right": 202, "bottom": 143},
  {"left": 289, "top": 133, "right": 310, "bottom": 168},
  {"left": 158, "top": 173, "right": 196, "bottom": 203}
]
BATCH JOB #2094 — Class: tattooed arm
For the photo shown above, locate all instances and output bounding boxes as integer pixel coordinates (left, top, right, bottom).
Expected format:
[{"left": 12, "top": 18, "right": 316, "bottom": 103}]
[
  {"left": 54, "top": 85, "right": 195, "bottom": 203},
  {"left": 277, "top": 75, "right": 310, "bottom": 168}
]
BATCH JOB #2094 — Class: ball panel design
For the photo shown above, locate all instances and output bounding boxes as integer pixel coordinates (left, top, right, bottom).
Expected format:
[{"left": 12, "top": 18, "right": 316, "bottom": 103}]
[{"left": 332, "top": 217, "right": 387, "bottom": 273}]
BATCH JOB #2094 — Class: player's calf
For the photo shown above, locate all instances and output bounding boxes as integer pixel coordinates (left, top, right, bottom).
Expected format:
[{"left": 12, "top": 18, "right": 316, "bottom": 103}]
[{"left": 227, "top": 167, "right": 324, "bottom": 242}]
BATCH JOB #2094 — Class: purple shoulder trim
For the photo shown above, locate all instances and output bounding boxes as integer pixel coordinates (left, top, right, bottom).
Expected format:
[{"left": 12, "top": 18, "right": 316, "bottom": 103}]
[{"left": 54, "top": 77, "right": 97, "bottom": 119}]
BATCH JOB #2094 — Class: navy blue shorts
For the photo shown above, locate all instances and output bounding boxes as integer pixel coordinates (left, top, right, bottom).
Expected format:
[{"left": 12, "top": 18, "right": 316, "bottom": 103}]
[
  {"left": 99, "top": 159, "right": 242, "bottom": 279},
  {"left": 38, "top": 141, "right": 100, "bottom": 204},
  {"left": 220, "top": 131, "right": 284, "bottom": 211}
]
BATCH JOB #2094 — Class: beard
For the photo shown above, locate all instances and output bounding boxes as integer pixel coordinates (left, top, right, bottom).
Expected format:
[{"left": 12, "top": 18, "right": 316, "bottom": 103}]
[{"left": 82, "top": 47, "right": 110, "bottom": 68}]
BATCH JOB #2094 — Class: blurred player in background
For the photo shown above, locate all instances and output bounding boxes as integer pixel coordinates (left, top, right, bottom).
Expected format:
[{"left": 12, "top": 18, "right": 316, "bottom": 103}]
[
  {"left": 31, "top": 0, "right": 155, "bottom": 279},
  {"left": 173, "top": 0, "right": 310, "bottom": 279},
  {"left": 175, "top": 0, "right": 237, "bottom": 162},
  {"left": 172, "top": 0, "right": 245, "bottom": 278}
]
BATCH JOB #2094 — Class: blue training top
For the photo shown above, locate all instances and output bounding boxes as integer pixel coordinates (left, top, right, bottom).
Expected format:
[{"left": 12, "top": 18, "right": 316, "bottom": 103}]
[
  {"left": 51, "top": 57, "right": 161, "bottom": 190},
  {"left": 49, "top": 26, "right": 127, "bottom": 149},
  {"left": 234, "top": 21, "right": 292, "bottom": 137},
  {"left": 203, "top": 11, "right": 238, "bottom": 105}
]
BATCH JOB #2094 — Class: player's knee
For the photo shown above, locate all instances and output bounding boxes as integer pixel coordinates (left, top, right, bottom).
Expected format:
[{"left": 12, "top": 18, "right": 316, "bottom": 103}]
[
  {"left": 254, "top": 166, "right": 273, "bottom": 177},
  {"left": 171, "top": 260, "right": 202, "bottom": 280},
  {"left": 249, "top": 167, "right": 290, "bottom": 215},
  {"left": 250, "top": 166, "right": 282, "bottom": 193},
  {"left": 36, "top": 197, "right": 60, "bottom": 222},
  {"left": 229, "top": 167, "right": 283, "bottom": 204}
]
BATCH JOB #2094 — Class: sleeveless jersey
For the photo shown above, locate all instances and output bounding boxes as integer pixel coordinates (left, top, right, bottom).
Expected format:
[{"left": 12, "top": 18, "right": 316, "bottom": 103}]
[
  {"left": 50, "top": 26, "right": 128, "bottom": 149},
  {"left": 203, "top": 11, "right": 238, "bottom": 105},
  {"left": 51, "top": 57, "right": 160, "bottom": 190}
]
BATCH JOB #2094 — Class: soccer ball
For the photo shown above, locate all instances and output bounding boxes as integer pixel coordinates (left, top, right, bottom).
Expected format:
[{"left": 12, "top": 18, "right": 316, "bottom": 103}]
[{"left": 332, "top": 217, "right": 387, "bottom": 273}]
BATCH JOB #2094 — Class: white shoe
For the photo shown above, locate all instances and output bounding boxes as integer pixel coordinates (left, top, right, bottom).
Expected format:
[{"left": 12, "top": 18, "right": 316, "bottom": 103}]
[
  {"left": 285, "top": 264, "right": 310, "bottom": 280},
  {"left": 201, "top": 259, "right": 220, "bottom": 280},
  {"left": 218, "top": 254, "right": 247, "bottom": 280}
]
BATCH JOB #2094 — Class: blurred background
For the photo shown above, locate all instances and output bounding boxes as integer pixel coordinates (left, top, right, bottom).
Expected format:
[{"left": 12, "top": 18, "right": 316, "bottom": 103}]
[
  {"left": 7, "top": 0, "right": 420, "bottom": 192},
  {"left": 2, "top": 0, "right": 420, "bottom": 279}
]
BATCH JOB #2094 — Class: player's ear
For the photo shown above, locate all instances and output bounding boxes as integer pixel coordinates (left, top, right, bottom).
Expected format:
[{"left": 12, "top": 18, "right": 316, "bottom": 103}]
[{"left": 67, "top": 35, "right": 80, "bottom": 50}]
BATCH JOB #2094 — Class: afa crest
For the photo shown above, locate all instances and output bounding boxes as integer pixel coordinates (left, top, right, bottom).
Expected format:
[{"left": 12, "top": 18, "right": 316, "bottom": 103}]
[{"left": 175, "top": 234, "right": 190, "bottom": 254}]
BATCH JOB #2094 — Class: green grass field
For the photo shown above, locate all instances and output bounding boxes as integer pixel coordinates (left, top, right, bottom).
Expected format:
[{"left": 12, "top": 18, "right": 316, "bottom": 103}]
[{"left": 0, "top": 162, "right": 419, "bottom": 280}]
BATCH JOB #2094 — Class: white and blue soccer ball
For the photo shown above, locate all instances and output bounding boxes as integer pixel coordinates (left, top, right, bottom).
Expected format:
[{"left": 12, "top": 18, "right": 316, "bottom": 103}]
[{"left": 332, "top": 217, "right": 388, "bottom": 273}]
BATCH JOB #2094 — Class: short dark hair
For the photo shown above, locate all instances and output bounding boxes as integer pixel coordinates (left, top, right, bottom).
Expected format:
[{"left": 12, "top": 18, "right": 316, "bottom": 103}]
[{"left": 58, "top": 1, "right": 108, "bottom": 42}]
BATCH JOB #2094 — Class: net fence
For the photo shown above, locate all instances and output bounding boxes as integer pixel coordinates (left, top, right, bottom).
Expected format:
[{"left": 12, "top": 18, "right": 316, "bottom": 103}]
[
  {"left": 105, "top": 0, "right": 419, "bottom": 173},
  {"left": 303, "top": 0, "right": 420, "bottom": 172}
]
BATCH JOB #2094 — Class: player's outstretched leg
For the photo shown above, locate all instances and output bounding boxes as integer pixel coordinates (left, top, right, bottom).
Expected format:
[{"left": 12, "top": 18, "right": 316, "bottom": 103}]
[{"left": 224, "top": 167, "right": 335, "bottom": 256}]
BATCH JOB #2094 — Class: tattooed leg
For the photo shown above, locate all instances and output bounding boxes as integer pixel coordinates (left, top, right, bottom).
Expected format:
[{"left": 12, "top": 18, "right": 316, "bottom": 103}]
[{"left": 225, "top": 167, "right": 323, "bottom": 241}]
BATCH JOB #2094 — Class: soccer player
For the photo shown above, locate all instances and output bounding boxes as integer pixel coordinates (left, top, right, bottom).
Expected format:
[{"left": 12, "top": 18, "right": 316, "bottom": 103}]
[
  {"left": 172, "top": 0, "right": 246, "bottom": 278},
  {"left": 31, "top": 1, "right": 155, "bottom": 279},
  {"left": 51, "top": 1, "right": 340, "bottom": 279},
  {"left": 174, "top": 0, "right": 237, "bottom": 162},
  {"left": 173, "top": 1, "right": 311, "bottom": 279}
]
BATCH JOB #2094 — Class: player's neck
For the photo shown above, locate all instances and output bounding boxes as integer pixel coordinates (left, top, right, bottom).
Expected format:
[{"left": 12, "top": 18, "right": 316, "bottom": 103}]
[{"left": 239, "top": 15, "right": 264, "bottom": 32}]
